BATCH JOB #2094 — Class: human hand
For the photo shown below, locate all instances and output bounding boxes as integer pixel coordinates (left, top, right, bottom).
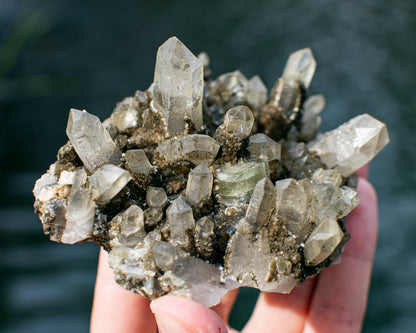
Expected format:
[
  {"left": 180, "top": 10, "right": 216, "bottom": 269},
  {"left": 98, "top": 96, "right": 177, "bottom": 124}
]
[{"left": 90, "top": 166, "right": 377, "bottom": 333}]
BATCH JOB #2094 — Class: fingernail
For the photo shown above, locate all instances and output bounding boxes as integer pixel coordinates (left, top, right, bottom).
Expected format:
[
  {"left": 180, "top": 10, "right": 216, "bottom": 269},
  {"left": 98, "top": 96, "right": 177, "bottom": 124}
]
[{"left": 153, "top": 312, "right": 194, "bottom": 333}]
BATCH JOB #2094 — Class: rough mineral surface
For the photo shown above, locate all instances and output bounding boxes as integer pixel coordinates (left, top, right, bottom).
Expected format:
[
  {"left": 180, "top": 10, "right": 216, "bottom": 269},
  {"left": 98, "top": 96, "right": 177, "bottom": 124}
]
[{"left": 33, "top": 36, "right": 389, "bottom": 307}]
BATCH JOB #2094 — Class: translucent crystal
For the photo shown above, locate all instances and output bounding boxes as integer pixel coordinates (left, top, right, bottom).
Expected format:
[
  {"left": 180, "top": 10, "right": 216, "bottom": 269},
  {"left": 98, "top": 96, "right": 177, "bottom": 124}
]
[
  {"left": 186, "top": 163, "right": 213, "bottom": 208},
  {"left": 244, "top": 178, "right": 276, "bottom": 232},
  {"left": 146, "top": 187, "right": 168, "bottom": 208},
  {"left": 282, "top": 48, "right": 316, "bottom": 88},
  {"left": 110, "top": 205, "right": 145, "bottom": 248},
  {"left": 66, "top": 108, "right": 122, "bottom": 172},
  {"left": 180, "top": 135, "right": 220, "bottom": 165},
  {"left": 312, "top": 182, "right": 337, "bottom": 221},
  {"left": 152, "top": 241, "right": 187, "bottom": 272},
  {"left": 144, "top": 207, "right": 163, "bottom": 228},
  {"left": 275, "top": 178, "right": 313, "bottom": 238},
  {"left": 154, "top": 134, "right": 220, "bottom": 166},
  {"left": 158, "top": 254, "right": 231, "bottom": 307},
  {"left": 225, "top": 228, "right": 297, "bottom": 293},
  {"left": 260, "top": 77, "right": 302, "bottom": 138},
  {"left": 111, "top": 97, "right": 139, "bottom": 133},
  {"left": 215, "top": 160, "right": 269, "bottom": 206},
  {"left": 152, "top": 137, "right": 182, "bottom": 166},
  {"left": 300, "top": 94, "right": 325, "bottom": 140},
  {"left": 62, "top": 168, "right": 95, "bottom": 244},
  {"left": 249, "top": 133, "right": 281, "bottom": 161},
  {"left": 223, "top": 106, "right": 254, "bottom": 139},
  {"left": 153, "top": 36, "right": 203, "bottom": 135},
  {"left": 195, "top": 217, "right": 215, "bottom": 259},
  {"left": 125, "top": 149, "right": 154, "bottom": 176},
  {"left": 166, "top": 195, "right": 195, "bottom": 249},
  {"left": 312, "top": 168, "right": 342, "bottom": 187},
  {"left": 108, "top": 233, "right": 161, "bottom": 298},
  {"left": 247, "top": 75, "right": 268, "bottom": 109},
  {"left": 34, "top": 170, "right": 58, "bottom": 200},
  {"left": 89, "top": 164, "right": 131, "bottom": 204},
  {"left": 133, "top": 90, "right": 148, "bottom": 108},
  {"left": 211, "top": 70, "right": 249, "bottom": 104},
  {"left": 304, "top": 216, "right": 344, "bottom": 266},
  {"left": 308, "top": 114, "right": 390, "bottom": 176},
  {"left": 332, "top": 186, "right": 360, "bottom": 219}
]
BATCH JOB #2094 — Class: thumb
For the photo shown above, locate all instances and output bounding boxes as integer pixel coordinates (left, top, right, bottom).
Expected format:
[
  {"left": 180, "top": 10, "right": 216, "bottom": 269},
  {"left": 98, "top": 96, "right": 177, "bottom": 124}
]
[{"left": 151, "top": 295, "right": 228, "bottom": 333}]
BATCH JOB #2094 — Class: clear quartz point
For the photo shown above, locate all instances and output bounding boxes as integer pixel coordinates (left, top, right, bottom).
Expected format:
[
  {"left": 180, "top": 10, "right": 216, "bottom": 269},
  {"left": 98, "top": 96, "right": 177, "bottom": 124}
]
[
  {"left": 125, "top": 149, "right": 154, "bottom": 176},
  {"left": 275, "top": 178, "right": 313, "bottom": 239},
  {"left": 247, "top": 75, "right": 268, "bottom": 109},
  {"left": 308, "top": 113, "right": 390, "bottom": 176},
  {"left": 166, "top": 195, "right": 195, "bottom": 249},
  {"left": 146, "top": 187, "right": 168, "bottom": 208},
  {"left": 153, "top": 36, "right": 203, "bottom": 135},
  {"left": 66, "top": 108, "right": 122, "bottom": 172},
  {"left": 224, "top": 106, "right": 254, "bottom": 139},
  {"left": 89, "top": 164, "right": 132, "bottom": 204},
  {"left": 186, "top": 163, "right": 213, "bottom": 208},
  {"left": 304, "top": 216, "right": 343, "bottom": 266},
  {"left": 110, "top": 205, "right": 146, "bottom": 248},
  {"left": 249, "top": 133, "right": 281, "bottom": 161},
  {"left": 62, "top": 168, "right": 95, "bottom": 244},
  {"left": 195, "top": 217, "right": 215, "bottom": 259},
  {"left": 244, "top": 178, "right": 276, "bottom": 232},
  {"left": 282, "top": 48, "right": 316, "bottom": 88},
  {"left": 300, "top": 94, "right": 325, "bottom": 140}
]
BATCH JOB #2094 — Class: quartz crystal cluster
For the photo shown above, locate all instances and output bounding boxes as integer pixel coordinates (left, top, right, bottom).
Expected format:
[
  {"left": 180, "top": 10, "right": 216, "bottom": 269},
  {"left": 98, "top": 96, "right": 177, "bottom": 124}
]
[{"left": 33, "top": 36, "right": 389, "bottom": 307}]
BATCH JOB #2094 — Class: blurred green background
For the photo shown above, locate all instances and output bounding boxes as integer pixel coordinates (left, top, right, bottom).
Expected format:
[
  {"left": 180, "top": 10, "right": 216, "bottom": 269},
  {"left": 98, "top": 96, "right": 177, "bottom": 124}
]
[{"left": 1, "top": 0, "right": 415, "bottom": 332}]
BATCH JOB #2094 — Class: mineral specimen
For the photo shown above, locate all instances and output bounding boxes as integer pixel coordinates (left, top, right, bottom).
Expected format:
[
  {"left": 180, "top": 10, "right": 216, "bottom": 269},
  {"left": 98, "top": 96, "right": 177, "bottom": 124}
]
[{"left": 33, "top": 36, "right": 389, "bottom": 307}]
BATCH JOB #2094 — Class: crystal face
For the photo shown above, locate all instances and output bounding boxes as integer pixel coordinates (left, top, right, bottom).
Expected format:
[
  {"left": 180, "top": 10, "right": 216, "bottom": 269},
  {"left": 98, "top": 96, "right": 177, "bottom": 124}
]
[
  {"left": 33, "top": 37, "right": 389, "bottom": 307},
  {"left": 153, "top": 36, "right": 203, "bottom": 135},
  {"left": 66, "top": 108, "right": 122, "bottom": 172},
  {"left": 308, "top": 113, "right": 389, "bottom": 177}
]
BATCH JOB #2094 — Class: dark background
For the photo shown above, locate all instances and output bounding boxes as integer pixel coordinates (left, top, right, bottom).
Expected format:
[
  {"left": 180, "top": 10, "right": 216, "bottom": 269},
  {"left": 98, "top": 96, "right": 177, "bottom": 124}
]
[{"left": 1, "top": 0, "right": 415, "bottom": 332}]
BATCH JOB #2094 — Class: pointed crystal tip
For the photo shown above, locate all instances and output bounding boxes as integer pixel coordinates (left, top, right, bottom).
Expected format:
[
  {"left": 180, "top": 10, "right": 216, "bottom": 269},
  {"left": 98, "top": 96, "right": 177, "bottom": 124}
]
[
  {"left": 66, "top": 108, "right": 121, "bottom": 172},
  {"left": 282, "top": 47, "right": 316, "bottom": 88},
  {"left": 153, "top": 36, "right": 203, "bottom": 135}
]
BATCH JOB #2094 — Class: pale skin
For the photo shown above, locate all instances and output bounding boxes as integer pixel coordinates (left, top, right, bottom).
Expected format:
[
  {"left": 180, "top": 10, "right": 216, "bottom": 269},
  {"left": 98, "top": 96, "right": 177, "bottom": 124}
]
[{"left": 91, "top": 165, "right": 377, "bottom": 333}]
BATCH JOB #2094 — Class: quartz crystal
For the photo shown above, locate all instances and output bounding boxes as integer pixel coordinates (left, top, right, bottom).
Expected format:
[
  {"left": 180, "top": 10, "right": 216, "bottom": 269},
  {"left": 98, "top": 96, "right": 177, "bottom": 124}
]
[
  {"left": 110, "top": 205, "right": 145, "bottom": 248},
  {"left": 308, "top": 113, "right": 390, "bottom": 176},
  {"left": 247, "top": 75, "right": 268, "bottom": 110},
  {"left": 186, "top": 163, "right": 213, "bottom": 208},
  {"left": 282, "top": 48, "right": 316, "bottom": 89},
  {"left": 223, "top": 106, "right": 255, "bottom": 139},
  {"left": 89, "top": 164, "right": 131, "bottom": 204},
  {"left": 146, "top": 187, "right": 168, "bottom": 208},
  {"left": 153, "top": 36, "right": 203, "bottom": 135},
  {"left": 125, "top": 149, "right": 154, "bottom": 176},
  {"left": 33, "top": 36, "right": 389, "bottom": 307},
  {"left": 304, "top": 216, "right": 344, "bottom": 266},
  {"left": 249, "top": 133, "right": 281, "bottom": 162},
  {"left": 66, "top": 108, "right": 122, "bottom": 172},
  {"left": 166, "top": 195, "right": 195, "bottom": 250}
]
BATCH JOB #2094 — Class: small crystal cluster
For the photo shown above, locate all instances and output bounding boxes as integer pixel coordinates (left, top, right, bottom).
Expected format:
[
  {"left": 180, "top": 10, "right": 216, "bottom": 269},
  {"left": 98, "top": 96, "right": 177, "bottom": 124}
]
[{"left": 33, "top": 37, "right": 389, "bottom": 306}]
